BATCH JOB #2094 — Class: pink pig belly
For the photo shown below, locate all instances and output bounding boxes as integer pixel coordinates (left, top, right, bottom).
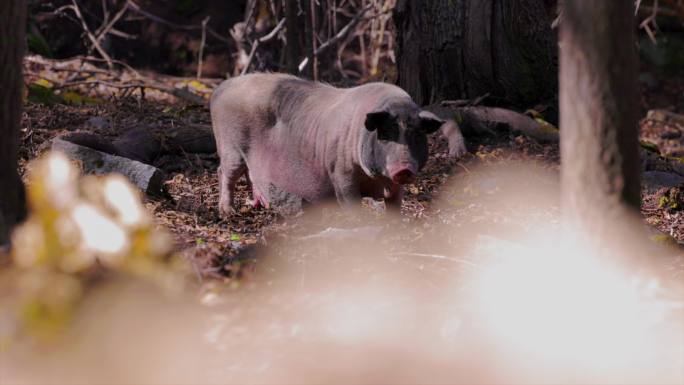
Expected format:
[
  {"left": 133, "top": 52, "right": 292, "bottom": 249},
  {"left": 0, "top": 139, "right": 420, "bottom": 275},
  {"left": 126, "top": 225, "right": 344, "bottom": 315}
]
[{"left": 247, "top": 144, "right": 334, "bottom": 203}]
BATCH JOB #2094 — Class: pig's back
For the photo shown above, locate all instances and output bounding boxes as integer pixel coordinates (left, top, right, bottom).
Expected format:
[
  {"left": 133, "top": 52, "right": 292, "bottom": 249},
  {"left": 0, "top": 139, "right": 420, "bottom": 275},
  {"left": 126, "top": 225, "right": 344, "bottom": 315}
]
[
  {"left": 212, "top": 74, "right": 352, "bottom": 202},
  {"left": 211, "top": 73, "right": 293, "bottom": 120},
  {"left": 211, "top": 73, "right": 346, "bottom": 135}
]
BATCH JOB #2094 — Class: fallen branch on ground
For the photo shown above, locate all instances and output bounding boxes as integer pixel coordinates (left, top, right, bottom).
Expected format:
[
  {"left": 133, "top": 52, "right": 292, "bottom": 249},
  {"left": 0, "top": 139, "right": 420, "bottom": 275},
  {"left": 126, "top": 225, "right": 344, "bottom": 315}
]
[
  {"left": 55, "top": 79, "right": 206, "bottom": 105},
  {"left": 427, "top": 104, "right": 560, "bottom": 144},
  {"left": 52, "top": 137, "right": 166, "bottom": 196}
]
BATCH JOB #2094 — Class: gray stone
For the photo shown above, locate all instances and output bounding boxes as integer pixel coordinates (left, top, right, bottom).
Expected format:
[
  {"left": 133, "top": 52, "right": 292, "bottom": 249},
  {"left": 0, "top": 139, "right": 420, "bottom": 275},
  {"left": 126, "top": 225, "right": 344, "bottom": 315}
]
[{"left": 266, "top": 183, "right": 303, "bottom": 216}]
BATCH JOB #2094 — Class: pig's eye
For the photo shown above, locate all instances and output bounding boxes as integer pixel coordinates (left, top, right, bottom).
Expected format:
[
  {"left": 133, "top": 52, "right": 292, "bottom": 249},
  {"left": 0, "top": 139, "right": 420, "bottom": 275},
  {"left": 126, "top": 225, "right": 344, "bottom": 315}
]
[{"left": 376, "top": 123, "right": 400, "bottom": 142}]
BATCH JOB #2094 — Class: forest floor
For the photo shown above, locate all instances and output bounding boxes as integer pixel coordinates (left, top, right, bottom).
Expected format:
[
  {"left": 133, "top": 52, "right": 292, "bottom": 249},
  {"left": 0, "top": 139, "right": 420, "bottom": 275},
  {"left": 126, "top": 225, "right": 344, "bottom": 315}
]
[{"left": 18, "top": 57, "right": 684, "bottom": 279}]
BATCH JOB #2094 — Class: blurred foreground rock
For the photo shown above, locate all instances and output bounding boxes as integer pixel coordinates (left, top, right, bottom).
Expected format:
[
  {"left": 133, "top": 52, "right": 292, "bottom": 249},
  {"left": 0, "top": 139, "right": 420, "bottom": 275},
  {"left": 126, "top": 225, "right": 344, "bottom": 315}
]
[{"left": 264, "top": 183, "right": 304, "bottom": 217}]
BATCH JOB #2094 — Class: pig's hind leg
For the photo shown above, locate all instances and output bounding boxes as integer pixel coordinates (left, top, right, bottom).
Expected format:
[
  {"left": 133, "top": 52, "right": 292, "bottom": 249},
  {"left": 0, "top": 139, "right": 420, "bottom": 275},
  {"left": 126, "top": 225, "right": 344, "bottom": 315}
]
[{"left": 218, "top": 150, "right": 247, "bottom": 217}]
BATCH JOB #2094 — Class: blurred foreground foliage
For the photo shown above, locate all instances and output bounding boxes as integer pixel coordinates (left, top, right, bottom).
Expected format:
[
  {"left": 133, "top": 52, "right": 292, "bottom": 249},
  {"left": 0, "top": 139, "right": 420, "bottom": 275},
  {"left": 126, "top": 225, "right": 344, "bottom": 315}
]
[{"left": 0, "top": 152, "right": 187, "bottom": 345}]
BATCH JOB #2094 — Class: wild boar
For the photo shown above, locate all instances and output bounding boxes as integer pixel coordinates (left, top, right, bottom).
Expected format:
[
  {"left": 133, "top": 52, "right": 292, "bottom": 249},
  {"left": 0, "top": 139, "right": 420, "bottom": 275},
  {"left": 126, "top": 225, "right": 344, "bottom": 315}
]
[{"left": 210, "top": 73, "right": 449, "bottom": 215}]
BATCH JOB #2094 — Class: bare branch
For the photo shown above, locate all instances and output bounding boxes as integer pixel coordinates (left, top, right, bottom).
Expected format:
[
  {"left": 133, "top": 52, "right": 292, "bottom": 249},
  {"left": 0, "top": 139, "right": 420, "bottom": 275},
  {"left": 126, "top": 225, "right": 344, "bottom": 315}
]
[
  {"left": 79, "top": 55, "right": 141, "bottom": 78},
  {"left": 125, "top": 0, "right": 231, "bottom": 44},
  {"left": 62, "top": 1, "right": 114, "bottom": 69},
  {"left": 639, "top": 0, "right": 660, "bottom": 44},
  {"left": 95, "top": 2, "right": 129, "bottom": 43},
  {"left": 197, "top": 16, "right": 211, "bottom": 79},
  {"left": 298, "top": 3, "right": 374, "bottom": 73},
  {"left": 241, "top": 18, "right": 287, "bottom": 76}
]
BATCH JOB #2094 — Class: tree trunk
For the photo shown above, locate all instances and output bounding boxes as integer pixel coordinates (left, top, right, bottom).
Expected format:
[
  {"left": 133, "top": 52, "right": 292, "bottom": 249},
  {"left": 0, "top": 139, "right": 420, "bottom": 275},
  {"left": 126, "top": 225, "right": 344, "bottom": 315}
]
[
  {"left": 559, "top": 1, "right": 641, "bottom": 242},
  {"left": 0, "top": 0, "right": 27, "bottom": 246},
  {"left": 285, "top": 0, "right": 303, "bottom": 74},
  {"left": 302, "top": 0, "right": 317, "bottom": 79},
  {"left": 394, "top": 0, "right": 558, "bottom": 110}
]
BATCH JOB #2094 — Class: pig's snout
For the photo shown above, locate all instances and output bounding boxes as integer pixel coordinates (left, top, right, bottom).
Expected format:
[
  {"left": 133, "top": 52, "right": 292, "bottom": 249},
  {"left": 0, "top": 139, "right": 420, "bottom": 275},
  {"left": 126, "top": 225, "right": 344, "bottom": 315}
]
[{"left": 389, "top": 164, "right": 416, "bottom": 184}]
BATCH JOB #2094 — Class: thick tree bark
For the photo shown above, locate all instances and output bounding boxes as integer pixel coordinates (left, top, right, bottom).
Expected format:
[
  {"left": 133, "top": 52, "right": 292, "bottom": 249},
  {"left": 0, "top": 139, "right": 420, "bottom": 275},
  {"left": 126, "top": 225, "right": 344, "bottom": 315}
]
[
  {"left": 560, "top": 1, "right": 641, "bottom": 240},
  {"left": 285, "top": 0, "right": 302, "bottom": 74},
  {"left": 394, "top": 0, "right": 558, "bottom": 110},
  {"left": 302, "top": 0, "right": 317, "bottom": 79},
  {"left": 0, "top": 0, "right": 27, "bottom": 246}
]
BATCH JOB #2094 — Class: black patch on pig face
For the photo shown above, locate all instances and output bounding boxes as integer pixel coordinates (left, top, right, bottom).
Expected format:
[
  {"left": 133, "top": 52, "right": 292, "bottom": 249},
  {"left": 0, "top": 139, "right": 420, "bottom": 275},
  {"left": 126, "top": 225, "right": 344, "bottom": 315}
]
[
  {"left": 365, "top": 111, "right": 399, "bottom": 142},
  {"left": 361, "top": 103, "right": 445, "bottom": 180}
]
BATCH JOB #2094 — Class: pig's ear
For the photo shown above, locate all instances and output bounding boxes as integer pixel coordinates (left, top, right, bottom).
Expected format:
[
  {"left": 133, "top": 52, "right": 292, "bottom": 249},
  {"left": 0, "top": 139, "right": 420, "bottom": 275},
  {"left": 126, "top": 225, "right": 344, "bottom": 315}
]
[
  {"left": 365, "top": 110, "right": 392, "bottom": 132},
  {"left": 418, "top": 110, "right": 445, "bottom": 134}
]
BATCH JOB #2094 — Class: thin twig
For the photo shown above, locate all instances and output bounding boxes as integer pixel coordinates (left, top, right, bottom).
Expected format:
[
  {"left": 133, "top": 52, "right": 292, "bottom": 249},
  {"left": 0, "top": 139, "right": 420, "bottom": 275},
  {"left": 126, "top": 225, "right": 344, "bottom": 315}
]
[
  {"left": 441, "top": 93, "right": 490, "bottom": 107},
  {"left": 471, "top": 93, "right": 491, "bottom": 106},
  {"left": 640, "top": 0, "right": 659, "bottom": 44},
  {"left": 95, "top": 2, "right": 130, "bottom": 43},
  {"left": 299, "top": 3, "right": 374, "bottom": 73},
  {"left": 106, "top": 29, "right": 137, "bottom": 40},
  {"left": 244, "top": 0, "right": 259, "bottom": 30},
  {"left": 197, "top": 16, "right": 211, "bottom": 79},
  {"left": 80, "top": 55, "right": 141, "bottom": 78},
  {"left": 64, "top": 1, "right": 115, "bottom": 69},
  {"left": 241, "top": 18, "right": 286, "bottom": 76},
  {"left": 125, "top": 0, "right": 231, "bottom": 44}
]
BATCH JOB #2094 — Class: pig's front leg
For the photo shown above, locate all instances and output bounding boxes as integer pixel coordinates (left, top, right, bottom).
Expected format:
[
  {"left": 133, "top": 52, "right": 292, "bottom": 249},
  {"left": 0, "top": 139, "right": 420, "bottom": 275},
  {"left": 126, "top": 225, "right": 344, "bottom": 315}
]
[
  {"left": 331, "top": 173, "right": 362, "bottom": 208},
  {"left": 442, "top": 120, "right": 468, "bottom": 158}
]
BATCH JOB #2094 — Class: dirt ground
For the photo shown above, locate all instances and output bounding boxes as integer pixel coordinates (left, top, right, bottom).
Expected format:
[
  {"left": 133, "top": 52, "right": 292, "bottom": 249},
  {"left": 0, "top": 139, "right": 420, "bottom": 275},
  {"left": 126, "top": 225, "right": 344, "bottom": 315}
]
[{"left": 19, "top": 57, "right": 684, "bottom": 278}]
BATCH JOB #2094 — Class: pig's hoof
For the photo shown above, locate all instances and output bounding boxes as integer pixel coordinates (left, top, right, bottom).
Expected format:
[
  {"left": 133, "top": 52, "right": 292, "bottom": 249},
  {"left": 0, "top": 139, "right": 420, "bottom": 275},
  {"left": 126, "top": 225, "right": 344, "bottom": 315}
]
[
  {"left": 248, "top": 197, "right": 263, "bottom": 209},
  {"left": 218, "top": 203, "right": 236, "bottom": 218}
]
